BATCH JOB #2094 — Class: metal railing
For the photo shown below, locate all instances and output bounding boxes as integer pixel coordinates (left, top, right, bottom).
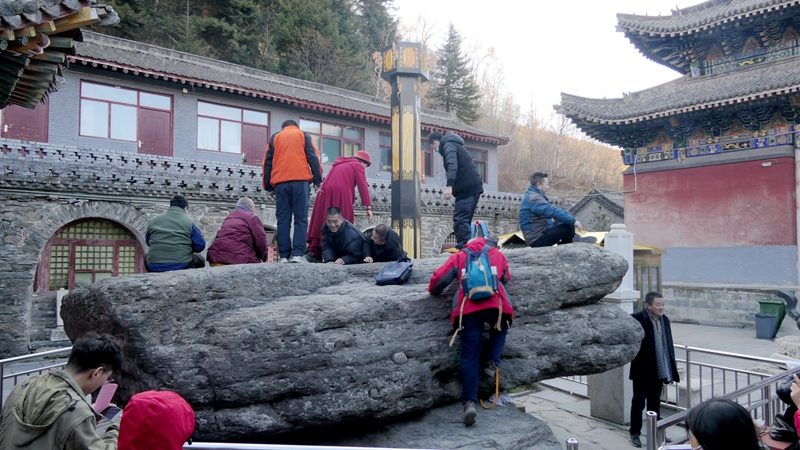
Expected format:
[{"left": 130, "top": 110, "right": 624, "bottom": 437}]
[
  {"left": 0, "top": 346, "right": 71, "bottom": 411},
  {"left": 184, "top": 440, "right": 580, "bottom": 449},
  {"left": 648, "top": 365, "right": 800, "bottom": 449}
]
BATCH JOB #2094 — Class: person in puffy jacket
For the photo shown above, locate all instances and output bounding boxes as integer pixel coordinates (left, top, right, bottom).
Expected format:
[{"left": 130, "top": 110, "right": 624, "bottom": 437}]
[
  {"left": 428, "top": 131, "right": 484, "bottom": 251},
  {"left": 146, "top": 195, "right": 206, "bottom": 272},
  {"left": 427, "top": 223, "right": 513, "bottom": 427},
  {"left": 118, "top": 391, "right": 194, "bottom": 450},
  {"left": 321, "top": 207, "right": 369, "bottom": 265},
  {"left": 519, "top": 172, "right": 594, "bottom": 247},
  {"left": 207, "top": 197, "right": 268, "bottom": 265}
]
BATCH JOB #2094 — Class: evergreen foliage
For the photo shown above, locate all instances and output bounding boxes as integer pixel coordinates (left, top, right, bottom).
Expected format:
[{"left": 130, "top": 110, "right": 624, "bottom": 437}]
[
  {"left": 94, "top": 0, "right": 397, "bottom": 94},
  {"left": 429, "top": 23, "right": 481, "bottom": 125}
]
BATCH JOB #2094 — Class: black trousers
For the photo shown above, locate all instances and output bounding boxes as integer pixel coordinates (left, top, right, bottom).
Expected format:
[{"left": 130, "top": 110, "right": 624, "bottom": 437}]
[
  {"left": 453, "top": 193, "right": 481, "bottom": 249},
  {"left": 629, "top": 377, "right": 665, "bottom": 435},
  {"left": 529, "top": 223, "right": 574, "bottom": 247}
]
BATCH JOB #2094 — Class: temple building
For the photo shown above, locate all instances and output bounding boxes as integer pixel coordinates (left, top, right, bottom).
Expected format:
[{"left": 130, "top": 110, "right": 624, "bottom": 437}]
[{"left": 557, "top": 0, "right": 800, "bottom": 287}]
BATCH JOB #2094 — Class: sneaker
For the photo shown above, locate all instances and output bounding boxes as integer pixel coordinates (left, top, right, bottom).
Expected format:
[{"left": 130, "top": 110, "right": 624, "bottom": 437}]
[
  {"left": 462, "top": 401, "right": 477, "bottom": 426},
  {"left": 629, "top": 434, "right": 642, "bottom": 448},
  {"left": 664, "top": 437, "right": 673, "bottom": 444},
  {"left": 290, "top": 255, "right": 308, "bottom": 264},
  {"left": 573, "top": 235, "right": 598, "bottom": 244},
  {"left": 484, "top": 361, "right": 498, "bottom": 378},
  {"left": 279, "top": 258, "right": 289, "bottom": 263}
]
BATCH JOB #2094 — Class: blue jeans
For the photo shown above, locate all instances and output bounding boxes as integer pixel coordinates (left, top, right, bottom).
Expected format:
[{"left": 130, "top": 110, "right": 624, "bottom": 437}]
[
  {"left": 274, "top": 180, "right": 310, "bottom": 258},
  {"left": 459, "top": 309, "right": 508, "bottom": 404},
  {"left": 453, "top": 193, "right": 481, "bottom": 249}
]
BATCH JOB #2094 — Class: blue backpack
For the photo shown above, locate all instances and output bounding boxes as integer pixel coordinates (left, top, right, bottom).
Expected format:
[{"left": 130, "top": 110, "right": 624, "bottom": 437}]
[{"left": 460, "top": 245, "right": 498, "bottom": 301}]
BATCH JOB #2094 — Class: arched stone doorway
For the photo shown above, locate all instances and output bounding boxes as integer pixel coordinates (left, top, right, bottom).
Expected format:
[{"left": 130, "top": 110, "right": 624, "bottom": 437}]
[{"left": 34, "top": 218, "right": 146, "bottom": 293}]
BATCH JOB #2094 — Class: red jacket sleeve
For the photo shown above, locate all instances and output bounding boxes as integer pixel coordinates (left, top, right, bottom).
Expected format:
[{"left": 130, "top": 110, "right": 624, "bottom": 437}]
[
  {"left": 428, "top": 253, "right": 461, "bottom": 295},
  {"left": 355, "top": 165, "right": 372, "bottom": 207}
]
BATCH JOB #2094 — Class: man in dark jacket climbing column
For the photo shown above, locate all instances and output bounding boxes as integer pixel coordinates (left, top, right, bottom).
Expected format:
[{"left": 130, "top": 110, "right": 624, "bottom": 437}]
[
  {"left": 428, "top": 131, "right": 484, "bottom": 250},
  {"left": 321, "top": 207, "right": 370, "bottom": 265}
]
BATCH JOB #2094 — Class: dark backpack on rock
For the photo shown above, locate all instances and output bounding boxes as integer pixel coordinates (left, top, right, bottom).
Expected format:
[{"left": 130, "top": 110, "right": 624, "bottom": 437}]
[{"left": 375, "top": 257, "right": 413, "bottom": 285}]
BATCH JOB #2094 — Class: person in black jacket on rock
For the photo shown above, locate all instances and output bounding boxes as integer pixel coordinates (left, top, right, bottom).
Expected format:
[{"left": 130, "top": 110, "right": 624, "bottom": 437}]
[
  {"left": 365, "top": 224, "right": 405, "bottom": 263},
  {"left": 428, "top": 131, "right": 484, "bottom": 250},
  {"left": 322, "top": 207, "right": 370, "bottom": 265},
  {"left": 628, "top": 291, "right": 680, "bottom": 448}
]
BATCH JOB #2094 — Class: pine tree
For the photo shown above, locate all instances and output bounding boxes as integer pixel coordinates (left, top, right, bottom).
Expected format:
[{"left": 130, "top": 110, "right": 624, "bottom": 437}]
[
  {"left": 430, "top": 22, "right": 481, "bottom": 125},
  {"left": 357, "top": 0, "right": 397, "bottom": 53}
]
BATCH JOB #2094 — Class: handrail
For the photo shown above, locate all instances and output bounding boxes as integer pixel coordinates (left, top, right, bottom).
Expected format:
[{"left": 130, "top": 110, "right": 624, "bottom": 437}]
[
  {"left": 672, "top": 344, "right": 788, "bottom": 367},
  {"left": 657, "top": 364, "right": 800, "bottom": 430},
  {"left": 0, "top": 347, "right": 71, "bottom": 365},
  {"left": 184, "top": 444, "right": 434, "bottom": 450}
]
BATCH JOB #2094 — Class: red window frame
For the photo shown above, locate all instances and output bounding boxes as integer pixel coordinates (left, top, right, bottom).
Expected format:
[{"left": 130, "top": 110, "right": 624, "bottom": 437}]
[
  {"left": 299, "top": 118, "right": 364, "bottom": 164},
  {"left": 196, "top": 101, "right": 270, "bottom": 154},
  {"left": 467, "top": 148, "right": 488, "bottom": 184},
  {"left": 379, "top": 132, "right": 392, "bottom": 172},
  {"left": 78, "top": 81, "right": 172, "bottom": 142}
]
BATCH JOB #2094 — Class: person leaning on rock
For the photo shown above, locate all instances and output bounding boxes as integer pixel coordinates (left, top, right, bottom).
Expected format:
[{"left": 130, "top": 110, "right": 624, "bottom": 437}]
[
  {"left": 0, "top": 333, "right": 124, "bottom": 449},
  {"left": 146, "top": 195, "right": 206, "bottom": 272},
  {"left": 427, "top": 223, "right": 513, "bottom": 427},
  {"left": 364, "top": 223, "right": 404, "bottom": 263},
  {"left": 628, "top": 291, "right": 680, "bottom": 448},
  {"left": 207, "top": 197, "right": 268, "bottom": 266},
  {"left": 321, "top": 206, "right": 369, "bottom": 265},
  {"left": 519, "top": 172, "right": 595, "bottom": 247},
  {"left": 118, "top": 391, "right": 195, "bottom": 450}
]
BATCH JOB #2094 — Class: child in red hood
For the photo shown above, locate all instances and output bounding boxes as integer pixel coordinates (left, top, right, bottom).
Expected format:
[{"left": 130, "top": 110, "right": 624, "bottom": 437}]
[{"left": 118, "top": 391, "right": 194, "bottom": 450}]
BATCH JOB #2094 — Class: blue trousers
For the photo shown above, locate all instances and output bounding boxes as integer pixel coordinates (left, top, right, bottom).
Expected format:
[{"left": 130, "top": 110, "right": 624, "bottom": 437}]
[
  {"left": 453, "top": 193, "right": 481, "bottom": 249},
  {"left": 274, "top": 180, "right": 310, "bottom": 259},
  {"left": 459, "top": 309, "right": 508, "bottom": 404}
]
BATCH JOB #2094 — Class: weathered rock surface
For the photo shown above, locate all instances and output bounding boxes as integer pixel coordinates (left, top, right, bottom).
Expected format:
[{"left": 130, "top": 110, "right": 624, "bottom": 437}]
[
  {"left": 62, "top": 244, "right": 644, "bottom": 441},
  {"left": 281, "top": 401, "right": 561, "bottom": 450}
]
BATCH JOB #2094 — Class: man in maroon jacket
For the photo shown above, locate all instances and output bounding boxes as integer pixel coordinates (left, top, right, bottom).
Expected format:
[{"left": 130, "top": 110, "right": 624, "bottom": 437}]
[{"left": 207, "top": 197, "right": 268, "bottom": 265}]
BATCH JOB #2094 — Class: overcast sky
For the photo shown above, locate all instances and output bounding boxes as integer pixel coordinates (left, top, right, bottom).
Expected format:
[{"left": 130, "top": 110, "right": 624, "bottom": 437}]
[{"left": 394, "top": 0, "right": 694, "bottom": 119}]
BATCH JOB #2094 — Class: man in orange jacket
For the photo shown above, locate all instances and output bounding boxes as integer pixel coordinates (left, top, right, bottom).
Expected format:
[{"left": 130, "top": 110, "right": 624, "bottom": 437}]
[{"left": 263, "top": 120, "right": 323, "bottom": 263}]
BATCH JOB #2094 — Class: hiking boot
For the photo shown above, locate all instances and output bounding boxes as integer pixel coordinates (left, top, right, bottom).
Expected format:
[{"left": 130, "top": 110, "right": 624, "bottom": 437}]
[
  {"left": 462, "top": 401, "right": 477, "bottom": 426},
  {"left": 290, "top": 255, "right": 308, "bottom": 263},
  {"left": 573, "top": 235, "right": 598, "bottom": 244},
  {"left": 629, "top": 434, "right": 642, "bottom": 448},
  {"left": 279, "top": 258, "right": 289, "bottom": 263},
  {"left": 484, "top": 361, "right": 498, "bottom": 378}
]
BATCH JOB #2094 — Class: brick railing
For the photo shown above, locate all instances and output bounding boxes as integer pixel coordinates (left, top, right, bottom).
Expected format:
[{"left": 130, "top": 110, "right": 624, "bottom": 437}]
[{"left": 0, "top": 140, "right": 521, "bottom": 219}]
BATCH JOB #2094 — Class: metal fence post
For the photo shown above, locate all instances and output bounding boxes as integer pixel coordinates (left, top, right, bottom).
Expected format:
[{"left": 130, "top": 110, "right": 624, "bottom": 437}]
[
  {"left": 646, "top": 411, "right": 658, "bottom": 450},
  {"left": 764, "top": 384, "right": 773, "bottom": 427},
  {"left": 686, "top": 349, "right": 692, "bottom": 409},
  {"left": 566, "top": 438, "right": 578, "bottom": 450}
]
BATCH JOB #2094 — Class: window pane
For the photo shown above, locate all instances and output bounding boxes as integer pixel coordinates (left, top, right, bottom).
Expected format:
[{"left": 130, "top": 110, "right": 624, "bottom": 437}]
[
  {"left": 321, "top": 123, "right": 342, "bottom": 137},
  {"left": 80, "top": 99, "right": 109, "bottom": 138},
  {"left": 220, "top": 120, "right": 242, "bottom": 153},
  {"left": 344, "top": 127, "right": 362, "bottom": 140},
  {"left": 310, "top": 135, "right": 320, "bottom": 153},
  {"left": 198, "top": 102, "right": 241, "bottom": 121},
  {"left": 343, "top": 142, "right": 353, "bottom": 158},
  {"left": 95, "top": 272, "right": 113, "bottom": 282},
  {"left": 110, "top": 104, "right": 137, "bottom": 141},
  {"left": 380, "top": 147, "right": 392, "bottom": 171},
  {"left": 424, "top": 152, "right": 433, "bottom": 176},
  {"left": 475, "top": 161, "right": 486, "bottom": 183},
  {"left": 197, "top": 117, "right": 219, "bottom": 150},
  {"left": 299, "top": 119, "right": 319, "bottom": 133},
  {"left": 321, "top": 137, "right": 341, "bottom": 164},
  {"left": 82, "top": 82, "right": 137, "bottom": 104},
  {"left": 74, "top": 272, "right": 93, "bottom": 288},
  {"left": 140, "top": 93, "right": 171, "bottom": 110},
  {"left": 243, "top": 110, "right": 268, "bottom": 125},
  {"left": 468, "top": 149, "right": 486, "bottom": 161},
  {"left": 379, "top": 134, "right": 391, "bottom": 146}
]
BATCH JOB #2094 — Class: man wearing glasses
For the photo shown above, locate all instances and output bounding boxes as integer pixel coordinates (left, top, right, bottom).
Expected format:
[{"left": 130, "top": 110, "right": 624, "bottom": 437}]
[{"left": 0, "top": 333, "right": 124, "bottom": 449}]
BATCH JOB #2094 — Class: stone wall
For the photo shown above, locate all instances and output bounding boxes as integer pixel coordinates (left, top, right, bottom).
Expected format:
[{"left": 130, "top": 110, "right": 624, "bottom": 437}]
[{"left": 0, "top": 139, "right": 521, "bottom": 357}]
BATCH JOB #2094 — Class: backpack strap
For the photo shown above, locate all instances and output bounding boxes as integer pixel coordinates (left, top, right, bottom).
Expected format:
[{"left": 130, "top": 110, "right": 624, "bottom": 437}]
[{"left": 481, "top": 245, "right": 503, "bottom": 331}]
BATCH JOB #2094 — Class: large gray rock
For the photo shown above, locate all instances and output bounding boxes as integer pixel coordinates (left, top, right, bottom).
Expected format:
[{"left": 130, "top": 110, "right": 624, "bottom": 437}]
[{"left": 61, "top": 244, "right": 643, "bottom": 441}]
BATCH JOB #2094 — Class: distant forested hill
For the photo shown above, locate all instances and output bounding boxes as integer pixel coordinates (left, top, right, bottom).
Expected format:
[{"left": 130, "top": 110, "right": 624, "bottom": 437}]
[{"left": 94, "top": 0, "right": 397, "bottom": 95}]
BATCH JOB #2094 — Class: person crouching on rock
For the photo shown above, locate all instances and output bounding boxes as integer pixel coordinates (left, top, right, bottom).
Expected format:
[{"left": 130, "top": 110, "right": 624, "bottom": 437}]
[
  {"left": 427, "top": 221, "right": 514, "bottom": 426},
  {"left": 321, "top": 206, "right": 370, "bottom": 265}
]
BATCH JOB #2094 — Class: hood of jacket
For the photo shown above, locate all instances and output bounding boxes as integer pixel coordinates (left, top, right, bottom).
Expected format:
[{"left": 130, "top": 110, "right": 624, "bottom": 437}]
[
  {"left": 437, "top": 132, "right": 465, "bottom": 154},
  {"left": 330, "top": 156, "right": 362, "bottom": 168},
  {"left": 118, "top": 391, "right": 195, "bottom": 450},
  {"left": 11, "top": 369, "right": 91, "bottom": 446}
]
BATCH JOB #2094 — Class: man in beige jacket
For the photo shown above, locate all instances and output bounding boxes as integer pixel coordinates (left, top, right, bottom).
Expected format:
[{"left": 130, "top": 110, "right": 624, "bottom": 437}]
[{"left": 0, "top": 333, "right": 124, "bottom": 449}]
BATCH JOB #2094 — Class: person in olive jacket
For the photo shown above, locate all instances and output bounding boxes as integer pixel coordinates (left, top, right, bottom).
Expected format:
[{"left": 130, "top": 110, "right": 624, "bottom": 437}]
[
  {"left": 321, "top": 207, "right": 369, "bottom": 265},
  {"left": 428, "top": 131, "right": 484, "bottom": 250},
  {"left": 628, "top": 292, "right": 680, "bottom": 448}
]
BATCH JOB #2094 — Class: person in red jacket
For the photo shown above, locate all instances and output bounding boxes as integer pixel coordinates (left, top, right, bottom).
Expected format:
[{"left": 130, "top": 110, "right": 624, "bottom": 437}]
[
  {"left": 118, "top": 391, "right": 194, "bottom": 450},
  {"left": 207, "top": 197, "right": 268, "bottom": 265},
  {"left": 307, "top": 151, "right": 373, "bottom": 261},
  {"left": 428, "top": 222, "right": 513, "bottom": 426},
  {"left": 262, "top": 120, "right": 323, "bottom": 263}
]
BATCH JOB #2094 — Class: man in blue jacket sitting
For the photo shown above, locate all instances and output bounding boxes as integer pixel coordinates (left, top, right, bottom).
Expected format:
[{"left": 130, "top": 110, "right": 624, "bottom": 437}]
[{"left": 519, "top": 172, "right": 595, "bottom": 247}]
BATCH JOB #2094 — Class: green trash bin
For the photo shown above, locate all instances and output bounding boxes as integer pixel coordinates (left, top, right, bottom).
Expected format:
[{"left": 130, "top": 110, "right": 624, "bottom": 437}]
[{"left": 759, "top": 298, "right": 786, "bottom": 337}]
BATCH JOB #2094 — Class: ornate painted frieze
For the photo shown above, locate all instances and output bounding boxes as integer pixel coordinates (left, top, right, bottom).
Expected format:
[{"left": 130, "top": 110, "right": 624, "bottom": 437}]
[{"left": 704, "top": 40, "right": 798, "bottom": 75}]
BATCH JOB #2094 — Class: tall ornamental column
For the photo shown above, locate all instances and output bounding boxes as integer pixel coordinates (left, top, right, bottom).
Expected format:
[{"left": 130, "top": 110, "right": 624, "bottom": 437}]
[{"left": 380, "top": 42, "right": 429, "bottom": 259}]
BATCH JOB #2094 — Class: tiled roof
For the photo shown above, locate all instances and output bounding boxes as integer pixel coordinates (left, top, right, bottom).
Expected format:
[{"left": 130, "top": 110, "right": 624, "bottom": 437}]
[
  {"left": 569, "top": 188, "right": 624, "bottom": 219},
  {"left": 70, "top": 32, "right": 508, "bottom": 145},
  {"left": 555, "top": 54, "right": 800, "bottom": 124},
  {"left": 616, "top": 0, "right": 799, "bottom": 35}
]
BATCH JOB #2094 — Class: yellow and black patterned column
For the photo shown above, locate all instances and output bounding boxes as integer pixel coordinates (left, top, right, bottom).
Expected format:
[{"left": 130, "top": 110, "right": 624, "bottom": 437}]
[{"left": 381, "top": 42, "right": 429, "bottom": 259}]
